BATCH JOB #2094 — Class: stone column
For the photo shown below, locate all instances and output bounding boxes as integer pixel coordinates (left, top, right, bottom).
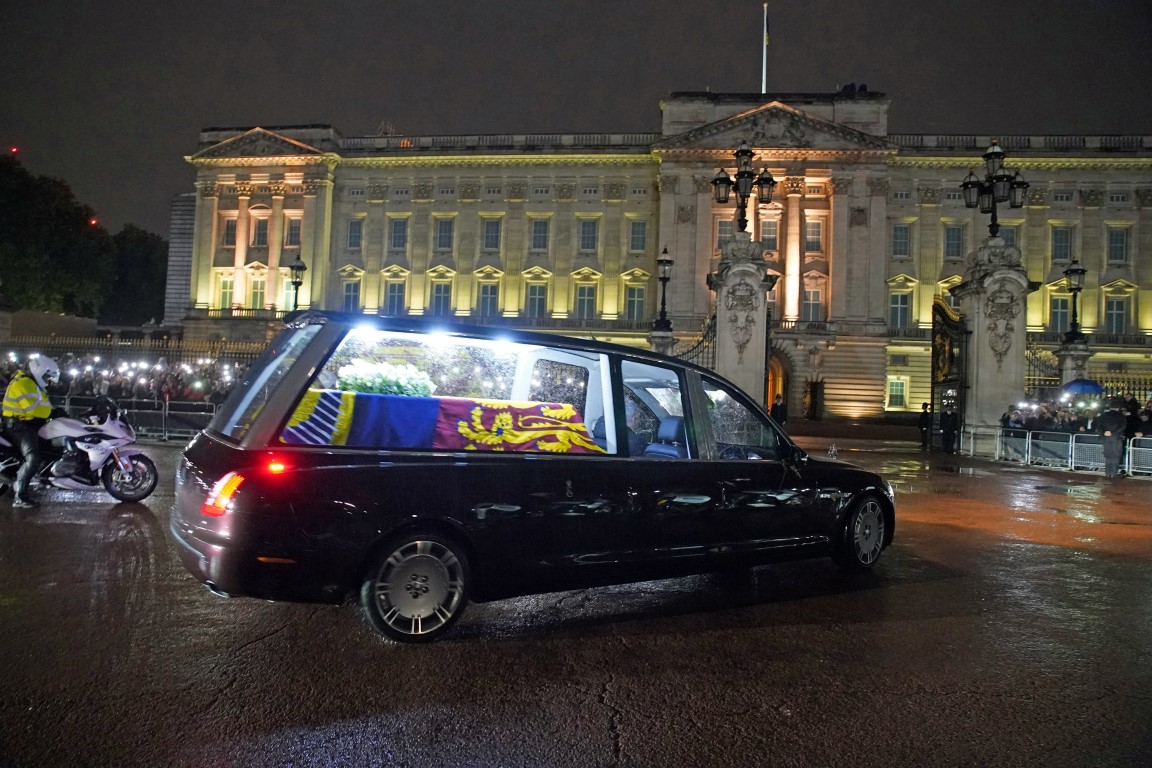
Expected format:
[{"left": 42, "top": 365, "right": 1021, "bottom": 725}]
[
  {"left": 1056, "top": 339, "right": 1094, "bottom": 384},
  {"left": 708, "top": 231, "right": 773, "bottom": 406},
  {"left": 233, "top": 182, "right": 252, "bottom": 306},
  {"left": 951, "top": 236, "right": 1036, "bottom": 453},
  {"left": 267, "top": 183, "right": 285, "bottom": 309},
  {"left": 191, "top": 181, "right": 219, "bottom": 308},
  {"left": 783, "top": 177, "right": 804, "bottom": 321}
]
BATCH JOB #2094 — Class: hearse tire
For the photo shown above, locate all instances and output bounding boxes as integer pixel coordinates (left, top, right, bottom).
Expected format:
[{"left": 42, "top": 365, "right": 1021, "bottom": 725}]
[
  {"left": 833, "top": 495, "right": 886, "bottom": 571},
  {"left": 359, "top": 532, "right": 471, "bottom": 643}
]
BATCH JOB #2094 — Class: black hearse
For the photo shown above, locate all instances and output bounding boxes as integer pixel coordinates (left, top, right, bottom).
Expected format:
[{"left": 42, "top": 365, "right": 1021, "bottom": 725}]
[{"left": 171, "top": 312, "right": 895, "bottom": 642}]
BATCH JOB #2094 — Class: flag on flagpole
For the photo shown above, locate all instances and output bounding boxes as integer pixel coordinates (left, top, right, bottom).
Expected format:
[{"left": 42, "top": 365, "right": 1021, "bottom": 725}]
[{"left": 764, "top": 3, "right": 770, "bottom": 46}]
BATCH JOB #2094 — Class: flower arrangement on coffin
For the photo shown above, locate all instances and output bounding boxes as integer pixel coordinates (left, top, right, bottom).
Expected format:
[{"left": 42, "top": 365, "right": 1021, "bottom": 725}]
[{"left": 337, "top": 361, "right": 436, "bottom": 397}]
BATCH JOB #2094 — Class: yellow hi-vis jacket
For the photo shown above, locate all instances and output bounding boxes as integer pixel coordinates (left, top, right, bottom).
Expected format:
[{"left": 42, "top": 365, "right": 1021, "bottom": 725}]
[{"left": 2, "top": 371, "right": 52, "bottom": 421}]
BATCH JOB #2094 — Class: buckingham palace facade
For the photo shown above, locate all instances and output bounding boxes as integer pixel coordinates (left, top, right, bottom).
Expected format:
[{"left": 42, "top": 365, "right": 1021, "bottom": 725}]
[{"left": 168, "top": 90, "right": 1152, "bottom": 419}]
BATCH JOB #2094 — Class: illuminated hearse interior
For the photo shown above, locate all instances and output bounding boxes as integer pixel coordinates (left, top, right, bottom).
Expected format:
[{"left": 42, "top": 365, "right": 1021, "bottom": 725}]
[{"left": 266, "top": 323, "right": 708, "bottom": 458}]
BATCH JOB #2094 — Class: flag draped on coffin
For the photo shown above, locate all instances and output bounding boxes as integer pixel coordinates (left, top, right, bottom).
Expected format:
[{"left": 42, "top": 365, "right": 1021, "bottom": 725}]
[{"left": 281, "top": 391, "right": 605, "bottom": 454}]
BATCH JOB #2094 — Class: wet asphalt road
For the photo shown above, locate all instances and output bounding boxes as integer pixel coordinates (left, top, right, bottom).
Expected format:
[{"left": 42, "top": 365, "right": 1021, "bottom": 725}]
[{"left": 0, "top": 439, "right": 1150, "bottom": 767}]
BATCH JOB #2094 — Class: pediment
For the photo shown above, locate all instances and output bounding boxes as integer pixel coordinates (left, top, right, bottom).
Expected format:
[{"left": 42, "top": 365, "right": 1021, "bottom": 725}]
[
  {"left": 654, "top": 102, "right": 894, "bottom": 154},
  {"left": 191, "top": 128, "right": 325, "bottom": 161}
]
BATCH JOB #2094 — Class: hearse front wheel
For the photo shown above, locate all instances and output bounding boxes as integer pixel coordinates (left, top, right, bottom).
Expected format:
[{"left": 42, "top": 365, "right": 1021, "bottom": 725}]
[
  {"left": 834, "top": 496, "right": 886, "bottom": 570},
  {"left": 360, "top": 533, "right": 471, "bottom": 643}
]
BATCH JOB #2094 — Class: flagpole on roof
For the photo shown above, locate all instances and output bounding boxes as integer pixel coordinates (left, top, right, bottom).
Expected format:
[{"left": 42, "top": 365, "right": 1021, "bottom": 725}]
[{"left": 761, "top": 3, "right": 769, "bottom": 94}]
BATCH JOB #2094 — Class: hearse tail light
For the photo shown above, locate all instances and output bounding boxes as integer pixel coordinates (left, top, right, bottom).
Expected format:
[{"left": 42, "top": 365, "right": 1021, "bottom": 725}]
[
  {"left": 267, "top": 459, "right": 287, "bottom": 474},
  {"left": 202, "top": 472, "right": 245, "bottom": 516}
]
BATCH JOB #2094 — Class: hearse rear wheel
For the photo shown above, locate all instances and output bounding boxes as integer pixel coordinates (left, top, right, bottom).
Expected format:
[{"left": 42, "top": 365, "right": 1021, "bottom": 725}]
[
  {"left": 360, "top": 532, "right": 471, "bottom": 643},
  {"left": 834, "top": 496, "right": 886, "bottom": 570}
]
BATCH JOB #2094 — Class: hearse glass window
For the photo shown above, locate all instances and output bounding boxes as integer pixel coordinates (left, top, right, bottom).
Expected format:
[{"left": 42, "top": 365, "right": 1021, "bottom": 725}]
[
  {"left": 702, "top": 376, "right": 780, "bottom": 460},
  {"left": 210, "top": 323, "right": 323, "bottom": 442},
  {"left": 620, "top": 359, "right": 692, "bottom": 458},
  {"left": 278, "top": 327, "right": 612, "bottom": 455}
]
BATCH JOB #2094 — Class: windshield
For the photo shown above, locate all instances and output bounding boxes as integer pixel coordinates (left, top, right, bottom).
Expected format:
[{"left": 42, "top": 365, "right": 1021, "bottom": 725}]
[{"left": 208, "top": 324, "right": 322, "bottom": 442}]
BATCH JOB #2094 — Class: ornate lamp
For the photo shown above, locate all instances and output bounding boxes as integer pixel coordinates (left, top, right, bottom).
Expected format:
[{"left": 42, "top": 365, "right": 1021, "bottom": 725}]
[{"left": 289, "top": 255, "right": 308, "bottom": 311}]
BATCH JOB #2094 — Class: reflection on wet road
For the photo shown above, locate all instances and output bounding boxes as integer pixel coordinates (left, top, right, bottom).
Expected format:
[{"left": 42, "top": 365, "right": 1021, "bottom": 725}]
[{"left": 0, "top": 440, "right": 1149, "bottom": 768}]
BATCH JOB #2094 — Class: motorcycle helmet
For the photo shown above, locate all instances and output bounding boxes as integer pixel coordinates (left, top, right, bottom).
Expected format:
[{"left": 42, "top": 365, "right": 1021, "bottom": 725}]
[{"left": 28, "top": 356, "right": 60, "bottom": 389}]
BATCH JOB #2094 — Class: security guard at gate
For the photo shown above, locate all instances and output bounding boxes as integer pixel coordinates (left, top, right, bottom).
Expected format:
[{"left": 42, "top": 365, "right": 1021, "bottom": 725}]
[{"left": 2, "top": 356, "right": 59, "bottom": 508}]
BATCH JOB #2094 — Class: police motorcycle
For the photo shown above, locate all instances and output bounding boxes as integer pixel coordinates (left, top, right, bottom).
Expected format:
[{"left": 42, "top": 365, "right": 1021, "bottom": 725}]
[{"left": 0, "top": 396, "right": 159, "bottom": 503}]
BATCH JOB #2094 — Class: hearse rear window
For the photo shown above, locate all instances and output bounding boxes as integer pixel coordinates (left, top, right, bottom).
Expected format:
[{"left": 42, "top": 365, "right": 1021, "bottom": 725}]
[
  {"left": 278, "top": 327, "right": 615, "bottom": 455},
  {"left": 210, "top": 323, "right": 322, "bottom": 442}
]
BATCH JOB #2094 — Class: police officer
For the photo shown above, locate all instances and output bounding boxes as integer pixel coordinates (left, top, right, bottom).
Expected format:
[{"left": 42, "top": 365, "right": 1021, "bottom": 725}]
[
  {"left": 2, "top": 356, "right": 59, "bottom": 508},
  {"left": 1095, "top": 396, "right": 1128, "bottom": 479}
]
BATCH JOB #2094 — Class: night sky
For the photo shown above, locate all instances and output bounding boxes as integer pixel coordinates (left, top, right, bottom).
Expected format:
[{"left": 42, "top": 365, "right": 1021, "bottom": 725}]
[{"left": 4, "top": 0, "right": 1150, "bottom": 236}]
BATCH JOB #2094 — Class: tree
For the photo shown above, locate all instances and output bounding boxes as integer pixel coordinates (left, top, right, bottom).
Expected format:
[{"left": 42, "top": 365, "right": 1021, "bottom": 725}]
[
  {"left": 102, "top": 225, "right": 168, "bottom": 325},
  {"left": 0, "top": 154, "right": 117, "bottom": 316}
]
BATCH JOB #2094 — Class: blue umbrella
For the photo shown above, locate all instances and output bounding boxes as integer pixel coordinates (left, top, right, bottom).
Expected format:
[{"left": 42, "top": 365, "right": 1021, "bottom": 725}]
[{"left": 1062, "top": 378, "right": 1104, "bottom": 396}]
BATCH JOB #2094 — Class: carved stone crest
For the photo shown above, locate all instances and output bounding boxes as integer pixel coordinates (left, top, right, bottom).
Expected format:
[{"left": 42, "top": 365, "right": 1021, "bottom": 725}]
[
  {"left": 917, "top": 187, "right": 939, "bottom": 205},
  {"left": 867, "top": 178, "right": 889, "bottom": 197},
  {"left": 984, "top": 282, "right": 1021, "bottom": 367},
  {"left": 605, "top": 183, "right": 625, "bottom": 200},
  {"left": 783, "top": 177, "right": 806, "bottom": 196},
  {"left": 1027, "top": 188, "right": 1049, "bottom": 207},
  {"left": 677, "top": 204, "right": 695, "bottom": 224},
  {"left": 507, "top": 183, "right": 526, "bottom": 200},
  {"left": 725, "top": 277, "right": 761, "bottom": 361},
  {"left": 555, "top": 183, "right": 574, "bottom": 200},
  {"left": 1079, "top": 189, "right": 1104, "bottom": 207},
  {"left": 1136, "top": 189, "right": 1152, "bottom": 207},
  {"left": 748, "top": 114, "right": 812, "bottom": 148},
  {"left": 850, "top": 207, "right": 868, "bottom": 227}
]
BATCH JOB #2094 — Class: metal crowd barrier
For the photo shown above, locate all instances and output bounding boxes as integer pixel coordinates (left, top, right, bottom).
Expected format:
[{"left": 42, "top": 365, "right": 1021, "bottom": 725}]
[
  {"left": 996, "top": 429, "right": 1147, "bottom": 476},
  {"left": 54, "top": 395, "right": 216, "bottom": 441}
]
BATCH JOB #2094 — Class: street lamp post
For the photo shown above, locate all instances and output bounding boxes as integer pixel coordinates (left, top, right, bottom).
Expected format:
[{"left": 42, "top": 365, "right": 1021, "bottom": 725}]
[
  {"left": 961, "top": 140, "right": 1029, "bottom": 237},
  {"left": 1063, "top": 259, "right": 1087, "bottom": 343},
  {"left": 710, "top": 142, "right": 777, "bottom": 232},
  {"left": 289, "top": 255, "right": 308, "bottom": 311},
  {"left": 652, "top": 247, "right": 674, "bottom": 333}
]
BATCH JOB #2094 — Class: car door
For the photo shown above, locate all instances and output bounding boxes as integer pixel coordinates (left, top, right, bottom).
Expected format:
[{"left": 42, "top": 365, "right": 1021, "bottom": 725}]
[{"left": 696, "top": 375, "right": 823, "bottom": 560}]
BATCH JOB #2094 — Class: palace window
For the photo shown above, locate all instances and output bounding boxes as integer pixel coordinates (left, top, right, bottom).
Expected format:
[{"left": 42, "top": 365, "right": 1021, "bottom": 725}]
[
  {"left": 575, "top": 285, "right": 597, "bottom": 319},
  {"left": 249, "top": 276, "right": 266, "bottom": 309},
  {"left": 1052, "top": 226, "right": 1073, "bottom": 262},
  {"left": 477, "top": 283, "right": 499, "bottom": 317},
  {"left": 252, "top": 218, "right": 268, "bottom": 247},
  {"left": 624, "top": 286, "right": 646, "bottom": 321},
  {"left": 285, "top": 218, "right": 301, "bottom": 247},
  {"left": 389, "top": 219, "right": 408, "bottom": 251},
  {"left": 1054, "top": 192, "right": 1073, "bottom": 203},
  {"left": 430, "top": 283, "right": 453, "bottom": 316},
  {"left": 999, "top": 225, "right": 1017, "bottom": 247},
  {"left": 219, "top": 275, "right": 234, "bottom": 308},
  {"left": 1104, "top": 297, "right": 1128, "bottom": 334},
  {"left": 717, "top": 220, "right": 734, "bottom": 249},
  {"left": 943, "top": 225, "right": 965, "bottom": 259},
  {"left": 889, "top": 292, "right": 911, "bottom": 329},
  {"left": 1050, "top": 296, "right": 1070, "bottom": 332},
  {"left": 801, "top": 289, "right": 824, "bottom": 322},
  {"left": 530, "top": 219, "right": 550, "bottom": 251},
  {"left": 892, "top": 224, "right": 910, "bottom": 258},
  {"left": 629, "top": 220, "right": 647, "bottom": 252},
  {"left": 579, "top": 219, "right": 599, "bottom": 252},
  {"left": 886, "top": 378, "right": 908, "bottom": 409},
  {"left": 435, "top": 219, "right": 454, "bottom": 251},
  {"left": 222, "top": 219, "right": 236, "bottom": 247},
  {"left": 760, "top": 219, "right": 778, "bottom": 252},
  {"left": 805, "top": 219, "right": 823, "bottom": 252},
  {"left": 343, "top": 280, "right": 361, "bottom": 313},
  {"left": 482, "top": 219, "right": 501, "bottom": 251},
  {"left": 383, "top": 282, "right": 406, "bottom": 316},
  {"left": 525, "top": 283, "right": 547, "bottom": 318},
  {"left": 347, "top": 220, "right": 363, "bottom": 250},
  {"left": 1107, "top": 227, "right": 1129, "bottom": 263}
]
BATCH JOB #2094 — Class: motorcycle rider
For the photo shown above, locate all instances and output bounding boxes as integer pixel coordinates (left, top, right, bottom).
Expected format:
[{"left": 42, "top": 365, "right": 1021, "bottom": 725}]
[{"left": 2, "top": 356, "right": 59, "bottom": 508}]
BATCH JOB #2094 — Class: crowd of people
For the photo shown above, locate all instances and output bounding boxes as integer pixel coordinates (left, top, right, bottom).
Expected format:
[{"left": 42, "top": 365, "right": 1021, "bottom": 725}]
[
  {"left": 1000, "top": 393, "right": 1152, "bottom": 438},
  {"left": 0, "top": 353, "right": 245, "bottom": 405}
]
